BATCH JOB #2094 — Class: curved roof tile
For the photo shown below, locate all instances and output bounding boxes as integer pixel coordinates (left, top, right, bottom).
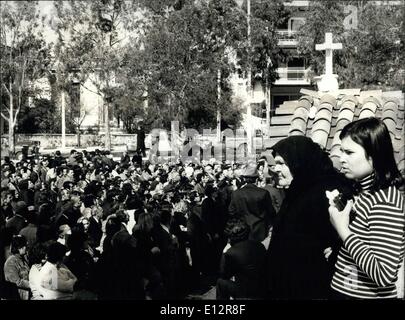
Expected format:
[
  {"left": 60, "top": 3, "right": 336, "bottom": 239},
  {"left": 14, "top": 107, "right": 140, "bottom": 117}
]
[
  {"left": 336, "top": 110, "right": 354, "bottom": 126},
  {"left": 383, "top": 100, "right": 399, "bottom": 112},
  {"left": 311, "top": 119, "right": 331, "bottom": 146},
  {"left": 289, "top": 118, "right": 307, "bottom": 135},
  {"left": 358, "top": 97, "right": 380, "bottom": 119},
  {"left": 289, "top": 99, "right": 311, "bottom": 135},
  {"left": 271, "top": 89, "right": 403, "bottom": 170},
  {"left": 330, "top": 155, "right": 341, "bottom": 170},
  {"left": 396, "top": 144, "right": 404, "bottom": 172},
  {"left": 383, "top": 118, "right": 397, "bottom": 136},
  {"left": 292, "top": 107, "right": 309, "bottom": 122},
  {"left": 289, "top": 129, "right": 306, "bottom": 136},
  {"left": 319, "top": 94, "right": 337, "bottom": 108},
  {"left": 382, "top": 109, "right": 397, "bottom": 122},
  {"left": 298, "top": 95, "right": 313, "bottom": 110},
  {"left": 313, "top": 109, "right": 333, "bottom": 123},
  {"left": 340, "top": 95, "right": 358, "bottom": 111}
]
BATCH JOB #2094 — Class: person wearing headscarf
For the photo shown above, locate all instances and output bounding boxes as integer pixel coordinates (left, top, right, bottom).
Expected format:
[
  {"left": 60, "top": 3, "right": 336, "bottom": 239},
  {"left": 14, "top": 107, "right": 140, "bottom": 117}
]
[{"left": 266, "top": 136, "right": 353, "bottom": 299}]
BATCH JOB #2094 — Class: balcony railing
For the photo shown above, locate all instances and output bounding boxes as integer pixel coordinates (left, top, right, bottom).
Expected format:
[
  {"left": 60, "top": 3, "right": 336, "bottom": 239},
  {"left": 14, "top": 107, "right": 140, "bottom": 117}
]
[
  {"left": 277, "top": 67, "right": 308, "bottom": 81},
  {"left": 275, "top": 67, "right": 311, "bottom": 85},
  {"left": 277, "top": 30, "right": 298, "bottom": 44}
]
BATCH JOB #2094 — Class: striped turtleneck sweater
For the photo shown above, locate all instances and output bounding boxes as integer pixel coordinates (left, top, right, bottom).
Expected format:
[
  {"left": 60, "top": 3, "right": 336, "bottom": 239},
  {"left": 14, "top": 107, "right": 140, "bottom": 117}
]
[{"left": 331, "top": 173, "right": 405, "bottom": 299}]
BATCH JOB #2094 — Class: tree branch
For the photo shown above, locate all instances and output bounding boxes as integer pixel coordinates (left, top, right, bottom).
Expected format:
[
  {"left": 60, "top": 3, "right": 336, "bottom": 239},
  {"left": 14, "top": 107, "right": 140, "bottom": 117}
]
[
  {"left": 80, "top": 81, "right": 102, "bottom": 96},
  {"left": 1, "top": 82, "right": 11, "bottom": 95},
  {"left": 1, "top": 112, "right": 9, "bottom": 121}
]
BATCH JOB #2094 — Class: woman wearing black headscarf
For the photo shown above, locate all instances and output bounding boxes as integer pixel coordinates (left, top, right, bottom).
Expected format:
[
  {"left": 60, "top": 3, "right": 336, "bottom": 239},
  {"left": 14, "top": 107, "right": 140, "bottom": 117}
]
[{"left": 266, "top": 136, "right": 353, "bottom": 300}]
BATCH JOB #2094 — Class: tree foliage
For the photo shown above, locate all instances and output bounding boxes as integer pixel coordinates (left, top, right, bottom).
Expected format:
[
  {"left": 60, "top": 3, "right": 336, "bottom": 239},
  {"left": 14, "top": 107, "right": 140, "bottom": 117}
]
[
  {"left": 297, "top": 0, "right": 403, "bottom": 90},
  {"left": 130, "top": 0, "right": 289, "bottom": 131},
  {"left": 0, "top": 1, "right": 52, "bottom": 153},
  {"left": 17, "top": 98, "right": 61, "bottom": 133}
]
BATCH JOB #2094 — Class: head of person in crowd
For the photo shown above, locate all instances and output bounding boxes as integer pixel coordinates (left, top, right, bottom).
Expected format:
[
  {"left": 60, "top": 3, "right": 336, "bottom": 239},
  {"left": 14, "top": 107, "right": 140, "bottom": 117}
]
[
  {"left": 114, "top": 209, "right": 129, "bottom": 226},
  {"left": 1, "top": 190, "right": 13, "bottom": 208},
  {"left": 15, "top": 200, "right": 28, "bottom": 217},
  {"left": 204, "top": 183, "right": 217, "bottom": 200},
  {"left": 77, "top": 216, "right": 90, "bottom": 233},
  {"left": 28, "top": 242, "right": 48, "bottom": 267},
  {"left": 240, "top": 162, "right": 259, "bottom": 185},
  {"left": 11, "top": 234, "right": 28, "bottom": 256},
  {"left": 133, "top": 212, "right": 154, "bottom": 235},
  {"left": 271, "top": 136, "right": 336, "bottom": 190},
  {"left": 57, "top": 224, "right": 72, "bottom": 246},
  {"left": 82, "top": 194, "right": 96, "bottom": 209},
  {"left": 67, "top": 229, "right": 89, "bottom": 253},
  {"left": 36, "top": 224, "right": 57, "bottom": 243},
  {"left": 46, "top": 241, "right": 67, "bottom": 266},
  {"left": 224, "top": 219, "right": 250, "bottom": 246},
  {"left": 339, "top": 117, "right": 404, "bottom": 190}
]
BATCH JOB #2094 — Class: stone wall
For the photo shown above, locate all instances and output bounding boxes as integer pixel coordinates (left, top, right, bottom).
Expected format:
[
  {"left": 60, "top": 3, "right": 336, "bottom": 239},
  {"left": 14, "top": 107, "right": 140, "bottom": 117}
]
[{"left": 1, "top": 133, "right": 137, "bottom": 150}]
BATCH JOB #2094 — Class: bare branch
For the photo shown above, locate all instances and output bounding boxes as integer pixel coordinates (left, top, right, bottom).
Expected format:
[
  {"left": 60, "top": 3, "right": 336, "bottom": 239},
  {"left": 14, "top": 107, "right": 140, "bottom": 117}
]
[
  {"left": 1, "top": 82, "right": 11, "bottom": 95},
  {"left": 1, "top": 112, "right": 9, "bottom": 121},
  {"left": 80, "top": 82, "right": 102, "bottom": 96}
]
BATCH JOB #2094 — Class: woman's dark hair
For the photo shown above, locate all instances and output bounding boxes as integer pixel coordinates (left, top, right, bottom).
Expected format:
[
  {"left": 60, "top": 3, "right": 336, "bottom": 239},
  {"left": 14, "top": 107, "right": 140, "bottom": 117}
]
[
  {"left": 340, "top": 117, "right": 404, "bottom": 190},
  {"left": 133, "top": 212, "right": 154, "bottom": 234},
  {"left": 11, "top": 235, "right": 27, "bottom": 254},
  {"left": 46, "top": 241, "right": 67, "bottom": 264}
]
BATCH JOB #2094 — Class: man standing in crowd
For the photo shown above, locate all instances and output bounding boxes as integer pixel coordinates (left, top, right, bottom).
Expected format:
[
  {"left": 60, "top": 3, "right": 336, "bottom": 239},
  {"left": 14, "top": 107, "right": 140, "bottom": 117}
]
[
  {"left": 135, "top": 121, "right": 146, "bottom": 158},
  {"left": 228, "top": 162, "right": 276, "bottom": 242}
]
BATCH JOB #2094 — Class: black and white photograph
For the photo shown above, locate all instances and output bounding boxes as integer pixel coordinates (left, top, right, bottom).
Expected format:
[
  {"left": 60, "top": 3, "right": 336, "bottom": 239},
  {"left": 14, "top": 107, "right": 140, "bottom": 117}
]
[{"left": 0, "top": 0, "right": 404, "bottom": 310}]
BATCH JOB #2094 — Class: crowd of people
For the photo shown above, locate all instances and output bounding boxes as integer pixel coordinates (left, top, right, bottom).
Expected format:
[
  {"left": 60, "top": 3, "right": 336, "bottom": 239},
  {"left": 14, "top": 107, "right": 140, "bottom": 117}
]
[{"left": 0, "top": 117, "right": 404, "bottom": 300}]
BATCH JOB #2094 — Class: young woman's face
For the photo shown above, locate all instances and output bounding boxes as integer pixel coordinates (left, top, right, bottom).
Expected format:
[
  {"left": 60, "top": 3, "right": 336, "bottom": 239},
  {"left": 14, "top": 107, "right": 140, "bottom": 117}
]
[
  {"left": 340, "top": 136, "right": 373, "bottom": 181},
  {"left": 274, "top": 154, "right": 293, "bottom": 188}
]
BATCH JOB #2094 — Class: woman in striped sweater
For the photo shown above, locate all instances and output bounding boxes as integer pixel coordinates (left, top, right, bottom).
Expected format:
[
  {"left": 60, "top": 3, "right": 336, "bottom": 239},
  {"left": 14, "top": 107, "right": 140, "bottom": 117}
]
[{"left": 329, "top": 117, "right": 405, "bottom": 299}]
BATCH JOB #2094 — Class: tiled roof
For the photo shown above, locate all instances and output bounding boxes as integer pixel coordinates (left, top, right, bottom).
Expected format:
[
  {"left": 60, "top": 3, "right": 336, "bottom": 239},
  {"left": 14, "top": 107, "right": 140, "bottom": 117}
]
[{"left": 268, "top": 89, "right": 405, "bottom": 172}]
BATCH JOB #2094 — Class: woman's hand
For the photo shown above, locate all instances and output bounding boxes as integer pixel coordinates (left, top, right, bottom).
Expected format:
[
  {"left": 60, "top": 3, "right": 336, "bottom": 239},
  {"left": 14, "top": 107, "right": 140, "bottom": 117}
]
[
  {"left": 323, "top": 247, "right": 333, "bottom": 261},
  {"left": 329, "top": 200, "right": 353, "bottom": 242}
]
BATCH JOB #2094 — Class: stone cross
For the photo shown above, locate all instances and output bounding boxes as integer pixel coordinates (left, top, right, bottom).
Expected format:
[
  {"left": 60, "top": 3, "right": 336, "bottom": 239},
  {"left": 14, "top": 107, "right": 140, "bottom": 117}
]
[{"left": 315, "top": 33, "right": 342, "bottom": 76}]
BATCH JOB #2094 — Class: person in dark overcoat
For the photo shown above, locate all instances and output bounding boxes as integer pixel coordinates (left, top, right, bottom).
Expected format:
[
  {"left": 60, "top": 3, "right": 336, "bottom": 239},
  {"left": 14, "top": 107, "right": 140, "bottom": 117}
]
[
  {"left": 266, "top": 136, "right": 353, "bottom": 300},
  {"left": 228, "top": 163, "right": 276, "bottom": 242},
  {"left": 135, "top": 122, "right": 146, "bottom": 157},
  {"left": 216, "top": 219, "right": 267, "bottom": 300}
]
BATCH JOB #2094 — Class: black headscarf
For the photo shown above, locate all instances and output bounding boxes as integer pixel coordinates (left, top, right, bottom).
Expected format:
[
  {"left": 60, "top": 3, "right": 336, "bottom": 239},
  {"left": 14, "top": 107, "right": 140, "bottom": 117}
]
[{"left": 271, "top": 136, "right": 337, "bottom": 191}]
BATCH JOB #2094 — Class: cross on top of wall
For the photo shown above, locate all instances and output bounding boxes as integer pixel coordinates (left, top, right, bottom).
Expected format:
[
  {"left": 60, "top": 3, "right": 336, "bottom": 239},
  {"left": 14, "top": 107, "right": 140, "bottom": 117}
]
[{"left": 315, "top": 32, "right": 342, "bottom": 76}]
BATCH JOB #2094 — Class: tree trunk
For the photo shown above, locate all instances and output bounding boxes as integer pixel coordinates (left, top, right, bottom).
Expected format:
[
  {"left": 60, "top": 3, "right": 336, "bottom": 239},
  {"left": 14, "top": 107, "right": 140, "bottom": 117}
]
[
  {"left": 77, "top": 126, "right": 81, "bottom": 147},
  {"left": 8, "top": 87, "right": 15, "bottom": 156},
  {"left": 105, "top": 101, "right": 111, "bottom": 150},
  {"left": 217, "top": 69, "right": 221, "bottom": 143},
  {"left": 8, "top": 118, "right": 15, "bottom": 157}
]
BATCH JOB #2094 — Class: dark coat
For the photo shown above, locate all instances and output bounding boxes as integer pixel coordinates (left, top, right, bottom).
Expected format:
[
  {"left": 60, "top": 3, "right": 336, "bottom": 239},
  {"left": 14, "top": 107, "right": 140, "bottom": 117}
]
[
  {"left": 220, "top": 240, "right": 267, "bottom": 298},
  {"left": 229, "top": 184, "right": 276, "bottom": 242},
  {"left": 135, "top": 128, "right": 146, "bottom": 150},
  {"left": 88, "top": 217, "right": 103, "bottom": 248},
  {"left": 267, "top": 136, "right": 353, "bottom": 300},
  {"left": 109, "top": 227, "right": 145, "bottom": 299}
]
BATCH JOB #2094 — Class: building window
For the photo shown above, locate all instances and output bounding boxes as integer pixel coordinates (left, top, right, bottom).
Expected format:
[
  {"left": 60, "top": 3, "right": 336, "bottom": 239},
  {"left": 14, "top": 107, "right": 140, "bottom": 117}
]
[{"left": 289, "top": 17, "right": 305, "bottom": 32}]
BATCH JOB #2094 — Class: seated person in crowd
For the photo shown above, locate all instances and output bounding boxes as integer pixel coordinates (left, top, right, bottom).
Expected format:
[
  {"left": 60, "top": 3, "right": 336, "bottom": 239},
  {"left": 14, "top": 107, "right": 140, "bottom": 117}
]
[{"left": 216, "top": 219, "right": 267, "bottom": 300}]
